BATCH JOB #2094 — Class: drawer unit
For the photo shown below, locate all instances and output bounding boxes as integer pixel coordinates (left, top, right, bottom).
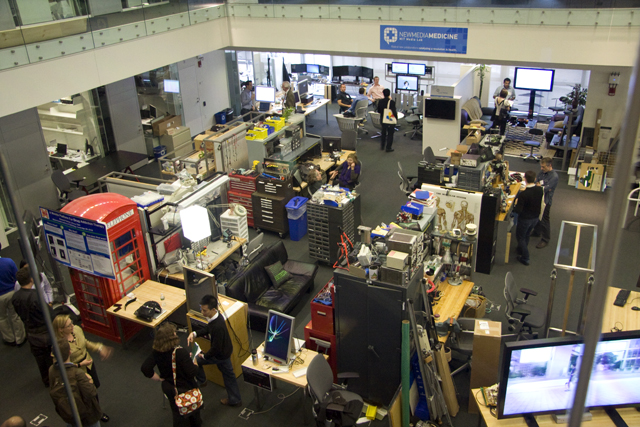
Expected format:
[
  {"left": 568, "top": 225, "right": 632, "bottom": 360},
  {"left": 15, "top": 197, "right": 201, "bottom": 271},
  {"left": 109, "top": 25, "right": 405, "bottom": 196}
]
[
  {"left": 418, "top": 162, "right": 444, "bottom": 186},
  {"left": 457, "top": 162, "right": 489, "bottom": 192},
  {"left": 255, "top": 176, "right": 294, "bottom": 198},
  {"left": 228, "top": 172, "right": 257, "bottom": 194},
  {"left": 307, "top": 196, "right": 361, "bottom": 265},
  {"left": 228, "top": 190, "right": 254, "bottom": 227},
  {"left": 310, "top": 281, "right": 335, "bottom": 335},
  {"left": 251, "top": 192, "right": 291, "bottom": 236}
]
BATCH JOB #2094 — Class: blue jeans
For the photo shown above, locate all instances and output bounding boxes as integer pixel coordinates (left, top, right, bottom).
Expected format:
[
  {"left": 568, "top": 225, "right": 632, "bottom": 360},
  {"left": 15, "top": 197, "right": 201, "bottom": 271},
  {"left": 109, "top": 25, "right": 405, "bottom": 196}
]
[
  {"left": 196, "top": 355, "right": 241, "bottom": 405},
  {"left": 516, "top": 217, "right": 539, "bottom": 263}
]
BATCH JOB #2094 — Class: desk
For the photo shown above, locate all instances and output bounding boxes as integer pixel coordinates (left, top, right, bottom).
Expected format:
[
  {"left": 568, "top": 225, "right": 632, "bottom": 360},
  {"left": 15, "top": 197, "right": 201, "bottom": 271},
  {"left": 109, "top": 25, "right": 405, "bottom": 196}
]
[
  {"left": 65, "top": 151, "right": 148, "bottom": 192},
  {"left": 300, "top": 98, "right": 330, "bottom": 124},
  {"left": 107, "top": 279, "right": 186, "bottom": 344},
  {"left": 601, "top": 287, "right": 640, "bottom": 333},
  {"left": 241, "top": 341, "right": 327, "bottom": 409},
  {"left": 431, "top": 279, "right": 475, "bottom": 343},
  {"left": 293, "top": 150, "right": 356, "bottom": 193},
  {"left": 498, "top": 182, "right": 522, "bottom": 264},
  {"left": 158, "top": 237, "right": 246, "bottom": 283},
  {"left": 472, "top": 388, "right": 640, "bottom": 427}
]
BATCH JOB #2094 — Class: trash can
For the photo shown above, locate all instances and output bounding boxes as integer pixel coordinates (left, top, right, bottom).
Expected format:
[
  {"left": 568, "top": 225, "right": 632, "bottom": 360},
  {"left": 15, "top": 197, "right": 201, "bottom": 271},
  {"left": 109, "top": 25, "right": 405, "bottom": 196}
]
[
  {"left": 214, "top": 111, "right": 227, "bottom": 125},
  {"left": 223, "top": 108, "right": 234, "bottom": 122},
  {"left": 285, "top": 197, "right": 308, "bottom": 241},
  {"left": 153, "top": 145, "right": 167, "bottom": 159}
]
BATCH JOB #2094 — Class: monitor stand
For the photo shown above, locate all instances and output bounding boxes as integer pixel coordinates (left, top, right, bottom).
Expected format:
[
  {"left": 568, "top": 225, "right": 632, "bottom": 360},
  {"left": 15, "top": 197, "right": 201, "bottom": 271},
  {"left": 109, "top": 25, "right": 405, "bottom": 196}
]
[
  {"left": 604, "top": 407, "right": 629, "bottom": 427},
  {"left": 523, "top": 414, "right": 539, "bottom": 427}
]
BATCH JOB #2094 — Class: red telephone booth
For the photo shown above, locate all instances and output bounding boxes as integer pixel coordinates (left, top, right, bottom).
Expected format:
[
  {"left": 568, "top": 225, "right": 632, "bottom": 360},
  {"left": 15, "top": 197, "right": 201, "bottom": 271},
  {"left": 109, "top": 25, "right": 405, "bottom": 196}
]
[{"left": 60, "top": 193, "right": 151, "bottom": 343}]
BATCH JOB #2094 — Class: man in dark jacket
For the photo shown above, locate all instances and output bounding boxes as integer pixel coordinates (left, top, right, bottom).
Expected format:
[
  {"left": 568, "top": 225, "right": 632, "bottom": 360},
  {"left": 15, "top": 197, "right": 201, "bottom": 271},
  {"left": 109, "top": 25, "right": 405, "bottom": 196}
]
[
  {"left": 187, "top": 294, "right": 242, "bottom": 407},
  {"left": 376, "top": 88, "right": 397, "bottom": 152},
  {"left": 12, "top": 266, "right": 53, "bottom": 386},
  {"left": 513, "top": 171, "right": 544, "bottom": 266}
]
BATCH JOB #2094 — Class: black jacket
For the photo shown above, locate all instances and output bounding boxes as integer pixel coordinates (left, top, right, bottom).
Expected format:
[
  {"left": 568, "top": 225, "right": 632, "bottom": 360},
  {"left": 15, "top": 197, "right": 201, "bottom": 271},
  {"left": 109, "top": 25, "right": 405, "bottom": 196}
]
[
  {"left": 141, "top": 347, "right": 199, "bottom": 396},
  {"left": 377, "top": 98, "right": 397, "bottom": 123},
  {"left": 193, "top": 315, "right": 233, "bottom": 360},
  {"left": 513, "top": 185, "right": 544, "bottom": 220},
  {"left": 12, "top": 287, "right": 52, "bottom": 333}
]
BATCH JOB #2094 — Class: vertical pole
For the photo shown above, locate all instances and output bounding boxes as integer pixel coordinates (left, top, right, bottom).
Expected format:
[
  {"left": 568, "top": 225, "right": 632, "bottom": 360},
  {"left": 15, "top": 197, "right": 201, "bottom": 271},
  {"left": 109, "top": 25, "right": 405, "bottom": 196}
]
[
  {"left": 0, "top": 153, "right": 83, "bottom": 427},
  {"left": 401, "top": 320, "right": 410, "bottom": 427},
  {"left": 568, "top": 36, "right": 640, "bottom": 427},
  {"left": 544, "top": 269, "right": 557, "bottom": 338}
]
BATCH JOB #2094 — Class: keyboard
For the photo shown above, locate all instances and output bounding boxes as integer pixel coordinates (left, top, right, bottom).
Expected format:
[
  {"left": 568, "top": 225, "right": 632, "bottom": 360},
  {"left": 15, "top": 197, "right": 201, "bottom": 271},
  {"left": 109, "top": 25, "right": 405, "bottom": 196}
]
[
  {"left": 292, "top": 367, "right": 308, "bottom": 378},
  {"left": 614, "top": 289, "right": 631, "bottom": 307}
]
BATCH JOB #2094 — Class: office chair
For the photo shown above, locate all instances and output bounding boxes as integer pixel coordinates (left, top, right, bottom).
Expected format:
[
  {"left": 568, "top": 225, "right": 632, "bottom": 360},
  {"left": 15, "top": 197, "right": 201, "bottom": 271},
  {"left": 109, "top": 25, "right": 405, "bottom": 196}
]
[
  {"left": 307, "top": 354, "right": 363, "bottom": 427},
  {"left": 336, "top": 116, "right": 363, "bottom": 139},
  {"left": 369, "top": 112, "right": 382, "bottom": 139},
  {"left": 522, "top": 128, "right": 544, "bottom": 161},
  {"left": 504, "top": 272, "right": 546, "bottom": 340},
  {"left": 446, "top": 317, "right": 476, "bottom": 376},
  {"left": 397, "top": 162, "right": 418, "bottom": 196},
  {"left": 51, "top": 170, "right": 86, "bottom": 205},
  {"left": 403, "top": 113, "right": 422, "bottom": 139},
  {"left": 354, "top": 100, "right": 369, "bottom": 136}
]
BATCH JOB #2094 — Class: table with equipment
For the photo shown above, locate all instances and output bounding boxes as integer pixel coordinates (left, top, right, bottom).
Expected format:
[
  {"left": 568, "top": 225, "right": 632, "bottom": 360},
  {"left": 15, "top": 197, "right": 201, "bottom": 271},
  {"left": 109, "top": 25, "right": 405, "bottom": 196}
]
[
  {"left": 293, "top": 150, "right": 356, "bottom": 193},
  {"left": 432, "top": 278, "right": 476, "bottom": 343},
  {"left": 601, "top": 287, "right": 640, "bottom": 333},
  {"left": 158, "top": 237, "right": 246, "bottom": 283},
  {"left": 498, "top": 181, "right": 522, "bottom": 264},
  {"left": 472, "top": 388, "right": 640, "bottom": 426},
  {"left": 65, "top": 150, "right": 149, "bottom": 193},
  {"left": 107, "top": 279, "right": 186, "bottom": 344}
]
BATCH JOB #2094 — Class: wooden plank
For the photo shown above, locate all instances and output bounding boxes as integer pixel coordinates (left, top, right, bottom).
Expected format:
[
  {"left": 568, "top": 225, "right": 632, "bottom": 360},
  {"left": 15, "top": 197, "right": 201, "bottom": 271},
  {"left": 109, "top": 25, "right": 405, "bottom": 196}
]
[
  {"left": 21, "top": 17, "right": 88, "bottom": 44},
  {"left": 434, "top": 345, "right": 459, "bottom": 416},
  {"left": 0, "top": 29, "right": 25, "bottom": 49}
]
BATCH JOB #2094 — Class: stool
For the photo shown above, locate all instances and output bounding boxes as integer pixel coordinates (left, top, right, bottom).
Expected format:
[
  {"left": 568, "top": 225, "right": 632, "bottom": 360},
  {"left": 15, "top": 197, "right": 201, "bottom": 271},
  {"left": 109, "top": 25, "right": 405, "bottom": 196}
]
[{"left": 522, "top": 128, "right": 544, "bottom": 161}]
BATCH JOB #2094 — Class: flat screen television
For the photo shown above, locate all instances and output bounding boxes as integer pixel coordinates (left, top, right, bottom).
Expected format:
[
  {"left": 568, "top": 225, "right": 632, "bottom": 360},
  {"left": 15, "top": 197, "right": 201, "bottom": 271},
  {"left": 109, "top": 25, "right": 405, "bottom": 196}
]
[
  {"left": 513, "top": 67, "right": 556, "bottom": 92},
  {"left": 332, "top": 65, "right": 348, "bottom": 77},
  {"left": 396, "top": 75, "right": 419, "bottom": 91},
  {"left": 163, "top": 79, "right": 180, "bottom": 93},
  {"left": 319, "top": 65, "right": 330, "bottom": 76},
  {"left": 361, "top": 66, "right": 374, "bottom": 80},
  {"left": 255, "top": 86, "right": 276, "bottom": 103},
  {"left": 307, "top": 64, "right": 320, "bottom": 74},
  {"left": 348, "top": 66, "right": 362, "bottom": 77},
  {"left": 497, "top": 331, "right": 640, "bottom": 420},
  {"left": 392, "top": 62, "right": 408, "bottom": 74},
  {"left": 297, "top": 79, "right": 309, "bottom": 96},
  {"left": 423, "top": 97, "right": 456, "bottom": 120},
  {"left": 263, "top": 310, "right": 295, "bottom": 365},
  {"left": 408, "top": 63, "right": 427, "bottom": 76},
  {"left": 291, "top": 64, "right": 306, "bottom": 74}
]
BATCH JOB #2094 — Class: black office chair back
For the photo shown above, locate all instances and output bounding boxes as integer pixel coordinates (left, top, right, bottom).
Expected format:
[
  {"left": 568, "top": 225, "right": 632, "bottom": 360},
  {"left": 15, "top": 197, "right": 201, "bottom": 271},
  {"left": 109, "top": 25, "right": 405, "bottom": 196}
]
[
  {"left": 51, "top": 170, "right": 71, "bottom": 193},
  {"left": 307, "top": 354, "right": 333, "bottom": 404},
  {"left": 423, "top": 146, "right": 437, "bottom": 164}
]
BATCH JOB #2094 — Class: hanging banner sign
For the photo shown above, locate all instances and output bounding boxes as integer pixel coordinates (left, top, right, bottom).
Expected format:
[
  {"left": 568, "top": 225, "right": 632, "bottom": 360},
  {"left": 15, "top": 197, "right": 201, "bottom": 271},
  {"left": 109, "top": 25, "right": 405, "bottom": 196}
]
[
  {"left": 380, "top": 25, "right": 468, "bottom": 54},
  {"left": 39, "top": 207, "right": 116, "bottom": 279}
]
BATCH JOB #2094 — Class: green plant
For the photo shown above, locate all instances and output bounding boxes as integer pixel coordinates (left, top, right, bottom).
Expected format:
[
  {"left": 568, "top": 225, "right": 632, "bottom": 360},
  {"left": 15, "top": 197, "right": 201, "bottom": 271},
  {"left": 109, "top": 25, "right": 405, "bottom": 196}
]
[
  {"left": 472, "top": 64, "right": 487, "bottom": 99},
  {"left": 560, "top": 84, "right": 588, "bottom": 108},
  {"left": 282, "top": 107, "right": 294, "bottom": 122}
]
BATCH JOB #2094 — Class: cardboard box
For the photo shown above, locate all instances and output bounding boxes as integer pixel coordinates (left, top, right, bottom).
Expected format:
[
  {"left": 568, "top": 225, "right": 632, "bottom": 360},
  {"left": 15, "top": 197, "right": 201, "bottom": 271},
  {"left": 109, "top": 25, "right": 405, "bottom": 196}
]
[
  {"left": 456, "top": 144, "right": 470, "bottom": 154},
  {"left": 152, "top": 115, "right": 182, "bottom": 136},
  {"left": 468, "top": 319, "right": 501, "bottom": 413},
  {"left": 194, "top": 131, "right": 215, "bottom": 149},
  {"left": 450, "top": 151, "right": 462, "bottom": 166},
  {"left": 577, "top": 162, "right": 606, "bottom": 192}
]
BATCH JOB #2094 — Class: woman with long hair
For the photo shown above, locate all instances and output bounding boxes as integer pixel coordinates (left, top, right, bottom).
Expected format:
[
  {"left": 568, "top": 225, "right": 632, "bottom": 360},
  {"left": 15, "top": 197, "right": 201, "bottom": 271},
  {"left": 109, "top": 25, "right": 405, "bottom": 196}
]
[{"left": 141, "top": 323, "right": 202, "bottom": 427}]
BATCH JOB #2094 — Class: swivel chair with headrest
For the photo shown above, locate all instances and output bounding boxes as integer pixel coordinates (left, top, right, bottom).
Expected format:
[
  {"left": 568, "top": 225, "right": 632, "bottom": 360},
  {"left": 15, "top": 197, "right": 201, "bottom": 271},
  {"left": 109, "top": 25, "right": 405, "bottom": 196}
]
[
  {"left": 446, "top": 317, "right": 476, "bottom": 376},
  {"left": 307, "top": 354, "right": 364, "bottom": 427},
  {"left": 397, "top": 162, "right": 418, "bottom": 196},
  {"left": 354, "top": 100, "right": 369, "bottom": 136},
  {"left": 504, "top": 271, "right": 546, "bottom": 340}
]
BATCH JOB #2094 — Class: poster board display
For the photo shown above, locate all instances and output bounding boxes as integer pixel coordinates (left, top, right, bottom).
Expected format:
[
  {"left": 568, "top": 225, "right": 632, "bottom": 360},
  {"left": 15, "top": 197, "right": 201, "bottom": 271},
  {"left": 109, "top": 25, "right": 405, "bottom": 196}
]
[
  {"left": 418, "top": 185, "right": 483, "bottom": 234},
  {"left": 40, "top": 207, "right": 116, "bottom": 279}
]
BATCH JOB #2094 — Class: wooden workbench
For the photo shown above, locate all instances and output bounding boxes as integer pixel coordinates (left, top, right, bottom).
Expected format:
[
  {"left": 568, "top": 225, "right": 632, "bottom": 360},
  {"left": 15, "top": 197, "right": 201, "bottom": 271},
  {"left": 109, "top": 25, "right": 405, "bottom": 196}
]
[
  {"left": 432, "top": 278, "right": 475, "bottom": 343},
  {"left": 498, "top": 182, "right": 522, "bottom": 263},
  {"left": 601, "top": 286, "right": 640, "bottom": 333}
]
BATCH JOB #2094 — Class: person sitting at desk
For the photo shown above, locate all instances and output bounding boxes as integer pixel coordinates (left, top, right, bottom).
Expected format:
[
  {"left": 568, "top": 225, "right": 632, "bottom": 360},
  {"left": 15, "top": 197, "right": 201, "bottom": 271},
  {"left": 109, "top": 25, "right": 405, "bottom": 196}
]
[
  {"left": 368, "top": 76, "right": 385, "bottom": 109},
  {"left": 336, "top": 84, "right": 352, "bottom": 113},
  {"left": 281, "top": 81, "right": 295, "bottom": 109},
  {"left": 343, "top": 87, "right": 369, "bottom": 117},
  {"left": 306, "top": 169, "right": 325, "bottom": 195},
  {"left": 329, "top": 153, "right": 360, "bottom": 190}
]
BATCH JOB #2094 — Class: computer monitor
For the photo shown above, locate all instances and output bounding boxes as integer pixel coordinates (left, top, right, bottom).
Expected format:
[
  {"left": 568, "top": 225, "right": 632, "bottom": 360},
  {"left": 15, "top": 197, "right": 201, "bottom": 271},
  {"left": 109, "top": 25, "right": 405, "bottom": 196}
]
[
  {"left": 297, "top": 80, "right": 309, "bottom": 97},
  {"left": 291, "top": 64, "right": 306, "bottom": 73},
  {"left": 396, "top": 74, "right": 419, "bottom": 91},
  {"left": 307, "top": 64, "right": 320, "bottom": 74},
  {"left": 423, "top": 98, "right": 456, "bottom": 120},
  {"left": 263, "top": 310, "right": 295, "bottom": 365},
  {"left": 513, "top": 67, "right": 555, "bottom": 92},
  {"left": 84, "top": 139, "right": 94, "bottom": 156},
  {"left": 149, "top": 104, "right": 157, "bottom": 119},
  {"left": 497, "top": 331, "right": 640, "bottom": 420},
  {"left": 183, "top": 265, "right": 217, "bottom": 319},
  {"left": 319, "top": 65, "right": 330, "bottom": 76},
  {"left": 347, "top": 66, "right": 362, "bottom": 78},
  {"left": 255, "top": 86, "right": 276, "bottom": 103},
  {"left": 332, "top": 66, "right": 348, "bottom": 77},
  {"left": 361, "top": 67, "right": 373, "bottom": 80},
  {"left": 56, "top": 143, "right": 67, "bottom": 155},
  {"left": 163, "top": 79, "right": 180, "bottom": 93},
  {"left": 293, "top": 91, "right": 300, "bottom": 104},
  {"left": 392, "top": 62, "right": 409, "bottom": 74},
  {"left": 408, "top": 63, "right": 426, "bottom": 76}
]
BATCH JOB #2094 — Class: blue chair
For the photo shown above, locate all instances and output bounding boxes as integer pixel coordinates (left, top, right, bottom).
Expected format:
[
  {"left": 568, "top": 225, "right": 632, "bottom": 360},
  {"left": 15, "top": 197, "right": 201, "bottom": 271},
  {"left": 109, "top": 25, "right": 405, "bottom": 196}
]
[{"left": 523, "top": 128, "right": 544, "bottom": 161}]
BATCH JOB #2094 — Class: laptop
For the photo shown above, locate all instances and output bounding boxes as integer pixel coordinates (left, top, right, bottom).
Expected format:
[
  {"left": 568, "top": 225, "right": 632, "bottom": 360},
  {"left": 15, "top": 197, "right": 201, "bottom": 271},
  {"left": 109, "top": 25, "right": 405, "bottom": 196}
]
[
  {"left": 259, "top": 102, "right": 271, "bottom": 112},
  {"left": 52, "top": 143, "right": 67, "bottom": 158}
]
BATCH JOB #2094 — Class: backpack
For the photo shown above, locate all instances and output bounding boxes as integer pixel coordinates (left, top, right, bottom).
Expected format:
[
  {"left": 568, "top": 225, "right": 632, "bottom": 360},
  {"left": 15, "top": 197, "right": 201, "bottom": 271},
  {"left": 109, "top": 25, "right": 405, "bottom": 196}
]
[
  {"left": 498, "top": 100, "right": 510, "bottom": 120},
  {"left": 49, "top": 368, "right": 98, "bottom": 424}
]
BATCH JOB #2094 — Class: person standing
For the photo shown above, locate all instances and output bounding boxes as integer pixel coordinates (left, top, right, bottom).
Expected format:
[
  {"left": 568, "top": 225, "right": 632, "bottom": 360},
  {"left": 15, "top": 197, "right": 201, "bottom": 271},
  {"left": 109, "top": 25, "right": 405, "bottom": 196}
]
[
  {"left": 49, "top": 338, "right": 102, "bottom": 427},
  {"left": 187, "top": 295, "right": 242, "bottom": 407},
  {"left": 0, "top": 246, "right": 25, "bottom": 347},
  {"left": 336, "top": 84, "right": 352, "bottom": 113},
  {"left": 15, "top": 260, "right": 53, "bottom": 305},
  {"left": 367, "top": 76, "right": 385, "bottom": 109},
  {"left": 240, "top": 80, "right": 254, "bottom": 120},
  {"left": 493, "top": 77, "right": 516, "bottom": 101},
  {"left": 492, "top": 89, "right": 513, "bottom": 136},
  {"left": 532, "top": 157, "right": 559, "bottom": 249},
  {"left": 377, "top": 88, "right": 397, "bottom": 153},
  {"left": 142, "top": 323, "right": 202, "bottom": 427},
  {"left": 281, "top": 81, "right": 295, "bottom": 109},
  {"left": 12, "top": 265, "right": 53, "bottom": 387},
  {"left": 513, "top": 171, "right": 544, "bottom": 266}
]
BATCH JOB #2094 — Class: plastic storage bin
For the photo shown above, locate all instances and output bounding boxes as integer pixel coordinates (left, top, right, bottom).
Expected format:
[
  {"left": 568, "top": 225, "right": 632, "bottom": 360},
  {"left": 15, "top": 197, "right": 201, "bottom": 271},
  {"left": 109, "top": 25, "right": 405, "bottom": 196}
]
[
  {"left": 214, "top": 111, "right": 227, "bottom": 125},
  {"left": 153, "top": 145, "right": 167, "bottom": 159},
  {"left": 286, "top": 197, "right": 308, "bottom": 241}
]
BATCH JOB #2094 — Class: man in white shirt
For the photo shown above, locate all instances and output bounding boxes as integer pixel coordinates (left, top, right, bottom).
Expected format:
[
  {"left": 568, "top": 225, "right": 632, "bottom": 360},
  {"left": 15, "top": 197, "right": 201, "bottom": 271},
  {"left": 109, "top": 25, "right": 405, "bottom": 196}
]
[
  {"left": 493, "top": 78, "right": 516, "bottom": 101},
  {"left": 367, "top": 76, "right": 385, "bottom": 108}
]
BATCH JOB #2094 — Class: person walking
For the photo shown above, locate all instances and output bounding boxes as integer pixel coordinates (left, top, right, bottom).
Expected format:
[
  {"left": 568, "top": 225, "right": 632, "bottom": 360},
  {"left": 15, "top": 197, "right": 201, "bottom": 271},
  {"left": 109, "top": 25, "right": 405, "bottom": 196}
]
[
  {"left": 142, "top": 323, "right": 202, "bottom": 427},
  {"left": 513, "top": 170, "right": 544, "bottom": 266},
  {"left": 531, "top": 157, "right": 558, "bottom": 249},
  {"left": 377, "top": 88, "right": 397, "bottom": 153},
  {"left": 0, "top": 246, "right": 25, "bottom": 347},
  {"left": 187, "top": 294, "right": 242, "bottom": 407}
]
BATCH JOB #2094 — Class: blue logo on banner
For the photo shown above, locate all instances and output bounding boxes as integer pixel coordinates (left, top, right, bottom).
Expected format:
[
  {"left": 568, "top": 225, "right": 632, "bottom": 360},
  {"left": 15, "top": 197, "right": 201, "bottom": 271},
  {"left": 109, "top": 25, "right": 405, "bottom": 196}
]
[{"left": 380, "top": 25, "right": 467, "bottom": 54}]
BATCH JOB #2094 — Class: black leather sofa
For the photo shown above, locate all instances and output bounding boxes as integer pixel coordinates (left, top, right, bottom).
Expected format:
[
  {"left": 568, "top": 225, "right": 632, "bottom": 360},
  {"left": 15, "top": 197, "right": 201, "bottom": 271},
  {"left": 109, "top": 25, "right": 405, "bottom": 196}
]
[{"left": 225, "top": 240, "right": 318, "bottom": 332}]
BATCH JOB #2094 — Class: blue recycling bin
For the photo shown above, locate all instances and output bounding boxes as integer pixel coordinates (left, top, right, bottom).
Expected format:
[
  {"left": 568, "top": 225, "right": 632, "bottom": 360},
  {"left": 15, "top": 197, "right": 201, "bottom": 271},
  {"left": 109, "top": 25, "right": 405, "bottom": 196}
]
[
  {"left": 285, "top": 197, "right": 308, "bottom": 241},
  {"left": 214, "top": 111, "right": 227, "bottom": 125},
  {"left": 153, "top": 145, "right": 167, "bottom": 159}
]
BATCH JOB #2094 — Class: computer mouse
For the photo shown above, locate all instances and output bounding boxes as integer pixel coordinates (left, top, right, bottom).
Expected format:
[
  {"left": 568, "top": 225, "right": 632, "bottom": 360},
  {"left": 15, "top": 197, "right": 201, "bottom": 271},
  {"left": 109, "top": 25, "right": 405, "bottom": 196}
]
[{"left": 632, "top": 306, "right": 640, "bottom": 311}]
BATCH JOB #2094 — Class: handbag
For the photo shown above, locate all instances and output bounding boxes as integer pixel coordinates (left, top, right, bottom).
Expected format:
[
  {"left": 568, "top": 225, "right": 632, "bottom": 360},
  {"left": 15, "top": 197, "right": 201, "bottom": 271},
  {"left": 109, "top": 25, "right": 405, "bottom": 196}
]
[
  {"left": 382, "top": 99, "right": 397, "bottom": 125},
  {"left": 134, "top": 301, "right": 161, "bottom": 322},
  {"left": 172, "top": 347, "right": 203, "bottom": 416}
]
